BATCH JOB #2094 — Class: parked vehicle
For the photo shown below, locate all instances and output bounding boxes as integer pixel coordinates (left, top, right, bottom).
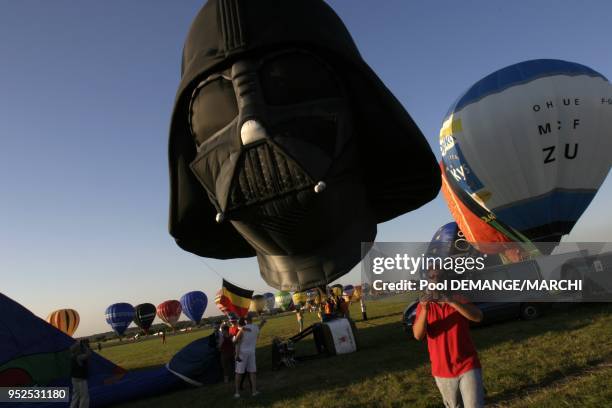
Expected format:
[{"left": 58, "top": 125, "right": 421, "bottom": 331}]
[{"left": 402, "top": 301, "right": 546, "bottom": 335}]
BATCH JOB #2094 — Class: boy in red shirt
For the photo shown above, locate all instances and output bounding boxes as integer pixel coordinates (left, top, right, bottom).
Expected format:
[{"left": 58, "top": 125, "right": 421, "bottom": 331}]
[{"left": 413, "top": 268, "right": 484, "bottom": 408}]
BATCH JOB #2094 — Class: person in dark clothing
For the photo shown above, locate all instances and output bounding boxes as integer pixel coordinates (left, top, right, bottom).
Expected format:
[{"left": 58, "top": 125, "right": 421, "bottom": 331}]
[
  {"left": 218, "top": 324, "right": 235, "bottom": 383},
  {"left": 70, "top": 339, "right": 91, "bottom": 408}
]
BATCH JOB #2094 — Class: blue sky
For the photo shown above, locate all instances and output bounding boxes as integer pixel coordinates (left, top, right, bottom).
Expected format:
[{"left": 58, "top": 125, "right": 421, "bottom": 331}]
[{"left": 1, "top": 1, "right": 611, "bottom": 336}]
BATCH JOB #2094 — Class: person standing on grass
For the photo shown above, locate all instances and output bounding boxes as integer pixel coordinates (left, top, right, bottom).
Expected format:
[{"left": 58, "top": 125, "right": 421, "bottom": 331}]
[
  {"left": 70, "top": 339, "right": 91, "bottom": 408},
  {"left": 161, "top": 330, "right": 166, "bottom": 344},
  {"left": 413, "top": 267, "right": 484, "bottom": 408},
  {"left": 295, "top": 305, "right": 304, "bottom": 332},
  {"left": 233, "top": 315, "right": 266, "bottom": 398},
  {"left": 218, "top": 324, "right": 235, "bottom": 383}
]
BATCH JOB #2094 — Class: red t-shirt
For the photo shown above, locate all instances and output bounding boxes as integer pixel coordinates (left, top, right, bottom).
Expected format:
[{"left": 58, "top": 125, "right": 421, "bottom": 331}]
[
  {"left": 229, "top": 326, "right": 239, "bottom": 337},
  {"left": 415, "top": 302, "right": 480, "bottom": 378}
]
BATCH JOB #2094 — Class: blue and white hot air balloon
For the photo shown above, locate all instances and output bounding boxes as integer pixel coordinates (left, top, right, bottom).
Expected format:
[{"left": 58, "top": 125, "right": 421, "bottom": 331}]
[
  {"left": 440, "top": 59, "right": 612, "bottom": 244},
  {"left": 263, "top": 292, "right": 275, "bottom": 311},
  {"left": 105, "top": 303, "right": 135, "bottom": 336},
  {"left": 180, "top": 291, "right": 208, "bottom": 325}
]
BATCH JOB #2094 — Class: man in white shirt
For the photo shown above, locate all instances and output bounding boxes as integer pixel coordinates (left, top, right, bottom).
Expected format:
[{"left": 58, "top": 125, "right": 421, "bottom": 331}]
[{"left": 233, "top": 315, "right": 266, "bottom": 398}]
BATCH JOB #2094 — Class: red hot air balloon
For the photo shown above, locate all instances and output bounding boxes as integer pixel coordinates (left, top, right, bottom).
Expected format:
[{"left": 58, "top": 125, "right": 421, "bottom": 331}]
[{"left": 156, "top": 300, "right": 182, "bottom": 328}]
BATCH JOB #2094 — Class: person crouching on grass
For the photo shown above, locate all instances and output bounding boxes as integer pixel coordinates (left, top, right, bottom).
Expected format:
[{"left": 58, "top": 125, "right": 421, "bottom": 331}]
[
  {"left": 413, "top": 267, "right": 484, "bottom": 408},
  {"left": 233, "top": 315, "right": 266, "bottom": 398}
]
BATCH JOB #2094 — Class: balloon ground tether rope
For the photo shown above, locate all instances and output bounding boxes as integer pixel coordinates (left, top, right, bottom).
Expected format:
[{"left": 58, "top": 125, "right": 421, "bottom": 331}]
[{"left": 200, "top": 258, "right": 251, "bottom": 290}]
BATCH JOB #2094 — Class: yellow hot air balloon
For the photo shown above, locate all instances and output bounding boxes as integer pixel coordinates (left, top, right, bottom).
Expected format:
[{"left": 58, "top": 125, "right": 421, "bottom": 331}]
[
  {"left": 47, "top": 309, "right": 80, "bottom": 337},
  {"left": 251, "top": 295, "right": 266, "bottom": 314},
  {"left": 292, "top": 291, "right": 308, "bottom": 309}
]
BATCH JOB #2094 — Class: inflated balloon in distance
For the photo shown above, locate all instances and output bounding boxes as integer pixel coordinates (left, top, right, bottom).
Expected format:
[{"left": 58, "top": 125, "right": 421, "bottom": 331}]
[
  {"left": 157, "top": 300, "right": 182, "bottom": 328},
  {"left": 275, "top": 291, "right": 292, "bottom": 311},
  {"left": 426, "top": 222, "right": 473, "bottom": 257},
  {"left": 134, "top": 303, "right": 157, "bottom": 333},
  {"left": 105, "top": 303, "right": 135, "bottom": 336},
  {"left": 251, "top": 295, "right": 266, "bottom": 314},
  {"left": 180, "top": 291, "right": 208, "bottom": 325},
  {"left": 263, "top": 293, "right": 275, "bottom": 311},
  {"left": 292, "top": 292, "right": 308, "bottom": 309},
  {"left": 440, "top": 59, "right": 612, "bottom": 244},
  {"left": 47, "top": 309, "right": 80, "bottom": 337}
]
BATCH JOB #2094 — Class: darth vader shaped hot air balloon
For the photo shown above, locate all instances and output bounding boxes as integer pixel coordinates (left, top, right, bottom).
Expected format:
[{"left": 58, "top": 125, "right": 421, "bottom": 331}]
[{"left": 168, "top": 0, "right": 440, "bottom": 291}]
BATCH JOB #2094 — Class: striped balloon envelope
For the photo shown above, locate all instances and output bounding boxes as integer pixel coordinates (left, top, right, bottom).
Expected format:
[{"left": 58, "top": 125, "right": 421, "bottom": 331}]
[
  {"left": 156, "top": 300, "right": 182, "bottom": 328},
  {"left": 180, "top": 291, "right": 207, "bottom": 325},
  {"left": 440, "top": 59, "right": 612, "bottom": 246},
  {"left": 47, "top": 309, "right": 80, "bottom": 337},
  {"left": 105, "top": 303, "right": 135, "bottom": 336}
]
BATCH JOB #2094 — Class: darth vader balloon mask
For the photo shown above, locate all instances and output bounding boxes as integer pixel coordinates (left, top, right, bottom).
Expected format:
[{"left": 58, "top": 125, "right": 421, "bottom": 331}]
[{"left": 168, "top": 0, "right": 441, "bottom": 291}]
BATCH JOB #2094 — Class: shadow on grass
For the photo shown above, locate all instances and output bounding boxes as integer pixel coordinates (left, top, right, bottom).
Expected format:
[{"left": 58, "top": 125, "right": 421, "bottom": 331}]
[
  {"left": 486, "top": 357, "right": 612, "bottom": 406},
  {"left": 117, "top": 303, "right": 611, "bottom": 407}
]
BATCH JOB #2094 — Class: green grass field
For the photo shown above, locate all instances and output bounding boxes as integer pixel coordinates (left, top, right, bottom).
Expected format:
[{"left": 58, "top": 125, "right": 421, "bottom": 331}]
[{"left": 100, "top": 297, "right": 612, "bottom": 407}]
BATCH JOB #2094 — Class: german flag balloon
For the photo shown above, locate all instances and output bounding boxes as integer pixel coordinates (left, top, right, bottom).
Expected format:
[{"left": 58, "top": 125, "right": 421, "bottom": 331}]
[{"left": 47, "top": 309, "right": 79, "bottom": 337}]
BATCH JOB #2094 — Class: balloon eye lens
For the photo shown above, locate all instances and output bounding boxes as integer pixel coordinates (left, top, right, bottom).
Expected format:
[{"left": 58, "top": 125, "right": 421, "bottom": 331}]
[
  {"left": 259, "top": 52, "right": 341, "bottom": 106},
  {"left": 189, "top": 76, "right": 237, "bottom": 146}
]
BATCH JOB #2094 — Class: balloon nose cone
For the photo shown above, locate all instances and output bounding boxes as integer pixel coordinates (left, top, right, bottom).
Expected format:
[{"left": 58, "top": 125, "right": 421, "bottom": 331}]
[
  {"left": 241, "top": 120, "right": 267, "bottom": 145},
  {"left": 314, "top": 181, "right": 326, "bottom": 193}
]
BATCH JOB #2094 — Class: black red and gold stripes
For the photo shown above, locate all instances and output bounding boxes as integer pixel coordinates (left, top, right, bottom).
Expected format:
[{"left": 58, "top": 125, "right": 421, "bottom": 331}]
[{"left": 216, "top": 280, "right": 253, "bottom": 317}]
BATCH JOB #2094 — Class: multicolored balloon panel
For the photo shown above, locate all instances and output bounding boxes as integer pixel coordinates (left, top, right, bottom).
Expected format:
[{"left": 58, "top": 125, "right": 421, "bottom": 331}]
[
  {"left": 46, "top": 309, "right": 79, "bottom": 337},
  {"left": 441, "top": 59, "right": 612, "bottom": 244}
]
